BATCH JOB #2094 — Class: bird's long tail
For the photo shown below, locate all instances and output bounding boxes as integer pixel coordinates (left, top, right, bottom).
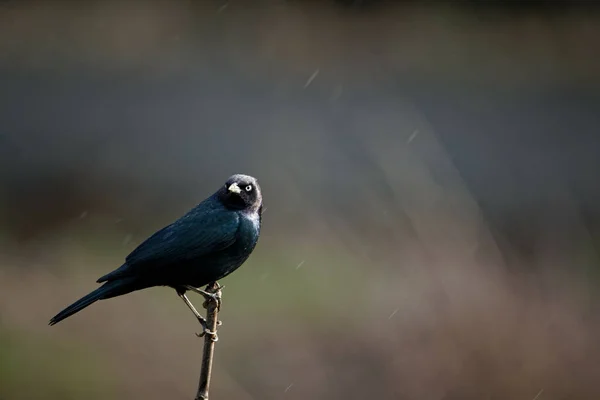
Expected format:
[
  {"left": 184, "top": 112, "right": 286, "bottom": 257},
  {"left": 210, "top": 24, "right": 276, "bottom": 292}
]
[{"left": 49, "top": 278, "right": 136, "bottom": 326}]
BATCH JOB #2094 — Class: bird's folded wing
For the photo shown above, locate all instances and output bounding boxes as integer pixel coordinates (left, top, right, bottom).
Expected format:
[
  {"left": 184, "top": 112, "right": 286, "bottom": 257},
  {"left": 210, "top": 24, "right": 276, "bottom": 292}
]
[{"left": 97, "top": 211, "right": 240, "bottom": 282}]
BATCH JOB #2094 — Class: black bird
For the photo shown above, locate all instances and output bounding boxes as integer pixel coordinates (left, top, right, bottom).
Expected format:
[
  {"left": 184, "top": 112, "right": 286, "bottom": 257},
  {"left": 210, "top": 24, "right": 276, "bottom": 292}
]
[{"left": 49, "top": 174, "right": 262, "bottom": 330}]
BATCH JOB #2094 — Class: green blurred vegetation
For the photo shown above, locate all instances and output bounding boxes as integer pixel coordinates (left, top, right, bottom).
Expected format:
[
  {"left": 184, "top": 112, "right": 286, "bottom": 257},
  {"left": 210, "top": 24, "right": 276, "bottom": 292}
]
[{"left": 0, "top": 327, "right": 119, "bottom": 399}]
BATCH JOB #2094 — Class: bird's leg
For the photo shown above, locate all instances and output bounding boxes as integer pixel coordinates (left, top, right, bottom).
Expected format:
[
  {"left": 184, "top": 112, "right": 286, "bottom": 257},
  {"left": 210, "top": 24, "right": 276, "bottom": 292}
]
[
  {"left": 178, "top": 292, "right": 206, "bottom": 323},
  {"left": 178, "top": 292, "right": 217, "bottom": 340},
  {"left": 184, "top": 284, "right": 223, "bottom": 312}
]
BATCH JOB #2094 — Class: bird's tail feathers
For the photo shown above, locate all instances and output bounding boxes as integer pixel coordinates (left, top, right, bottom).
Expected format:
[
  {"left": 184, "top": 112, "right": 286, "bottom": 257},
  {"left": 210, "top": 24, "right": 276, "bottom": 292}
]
[{"left": 49, "top": 278, "right": 136, "bottom": 326}]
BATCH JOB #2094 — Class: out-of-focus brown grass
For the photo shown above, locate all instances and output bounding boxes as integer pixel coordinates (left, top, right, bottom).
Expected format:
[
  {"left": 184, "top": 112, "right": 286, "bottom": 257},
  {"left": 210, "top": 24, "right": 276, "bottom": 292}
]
[{"left": 2, "top": 214, "right": 600, "bottom": 399}]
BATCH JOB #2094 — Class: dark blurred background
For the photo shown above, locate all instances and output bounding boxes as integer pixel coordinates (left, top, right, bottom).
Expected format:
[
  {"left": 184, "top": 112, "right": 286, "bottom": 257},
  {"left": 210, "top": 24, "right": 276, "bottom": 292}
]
[{"left": 1, "top": 0, "right": 600, "bottom": 399}]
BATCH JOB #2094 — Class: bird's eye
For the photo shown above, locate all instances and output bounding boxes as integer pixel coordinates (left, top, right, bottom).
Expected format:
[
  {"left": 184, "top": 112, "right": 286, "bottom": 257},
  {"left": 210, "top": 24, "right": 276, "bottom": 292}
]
[{"left": 245, "top": 185, "right": 253, "bottom": 192}]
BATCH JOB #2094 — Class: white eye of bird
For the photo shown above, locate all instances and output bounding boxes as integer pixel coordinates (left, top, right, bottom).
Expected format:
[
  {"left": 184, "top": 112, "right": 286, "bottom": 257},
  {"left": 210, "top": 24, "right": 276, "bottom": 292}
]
[{"left": 245, "top": 185, "right": 253, "bottom": 192}]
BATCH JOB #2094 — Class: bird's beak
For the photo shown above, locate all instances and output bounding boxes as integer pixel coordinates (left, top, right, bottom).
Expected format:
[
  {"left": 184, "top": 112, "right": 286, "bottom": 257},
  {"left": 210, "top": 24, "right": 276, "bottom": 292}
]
[{"left": 228, "top": 182, "right": 241, "bottom": 194}]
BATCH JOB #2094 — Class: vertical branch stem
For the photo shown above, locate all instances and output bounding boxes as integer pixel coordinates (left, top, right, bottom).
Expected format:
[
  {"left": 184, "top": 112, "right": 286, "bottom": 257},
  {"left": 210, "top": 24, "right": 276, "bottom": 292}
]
[{"left": 195, "top": 282, "right": 222, "bottom": 400}]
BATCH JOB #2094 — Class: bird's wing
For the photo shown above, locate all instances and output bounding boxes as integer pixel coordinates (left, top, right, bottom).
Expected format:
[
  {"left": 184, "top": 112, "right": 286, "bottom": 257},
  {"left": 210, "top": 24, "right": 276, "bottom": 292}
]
[{"left": 97, "top": 210, "right": 240, "bottom": 282}]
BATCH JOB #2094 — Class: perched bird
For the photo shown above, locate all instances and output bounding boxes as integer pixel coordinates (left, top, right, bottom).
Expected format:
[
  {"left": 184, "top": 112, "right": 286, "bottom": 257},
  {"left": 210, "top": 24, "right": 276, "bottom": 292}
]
[{"left": 49, "top": 174, "right": 262, "bottom": 330}]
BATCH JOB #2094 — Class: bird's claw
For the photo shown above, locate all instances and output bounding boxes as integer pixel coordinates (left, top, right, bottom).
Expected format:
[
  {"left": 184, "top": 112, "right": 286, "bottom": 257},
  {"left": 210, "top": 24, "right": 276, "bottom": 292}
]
[
  {"left": 191, "top": 297, "right": 221, "bottom": 340},
  {"left": 195, "top": 329, "right": 219, "bottom": 342},
  {"left": 183, "top": 283, "right": 222, "bottom": 340},
  {"left": 184, "top": 284, "right": 223, "bottom": 311},
  {"left": 194, "top": 317, "right": 219, "bottom": 341},
  {"left": 202, "top": 292, "right": 222, "bottom": 311}
]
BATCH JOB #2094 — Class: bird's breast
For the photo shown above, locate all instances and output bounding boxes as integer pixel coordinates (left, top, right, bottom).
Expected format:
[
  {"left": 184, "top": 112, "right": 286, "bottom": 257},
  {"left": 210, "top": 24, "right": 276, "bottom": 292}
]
[
  {"left": 244, "top": 212, "right": 260, "bottom": 232},
  {"left": 237, "top": 212, "right": 260, "bottom": 250}
]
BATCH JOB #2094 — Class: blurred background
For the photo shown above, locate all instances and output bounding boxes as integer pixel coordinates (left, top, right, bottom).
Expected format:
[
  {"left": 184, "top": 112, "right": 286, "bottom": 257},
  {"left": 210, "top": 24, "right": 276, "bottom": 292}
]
[{"left": 1, "top": 0, "right": 600, "bottom": 399}]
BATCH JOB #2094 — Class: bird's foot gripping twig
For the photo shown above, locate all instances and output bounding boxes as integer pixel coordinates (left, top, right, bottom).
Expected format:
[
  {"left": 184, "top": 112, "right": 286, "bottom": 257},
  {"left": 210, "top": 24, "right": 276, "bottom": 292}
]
[
  {"left": 195, "top": 324, "right": 219, "bottom": 342},
  {"left": 177, "top": 290, "right": 217, "bottom": 341},
  {"left": 192, "top": 313, "right": 217, "bottom": 341},
  {"left": 186, "top": 283, "right": 223, "bottom": 342},
  {"left": 184, "top": 284, "right": 223, "bottom": 311}
]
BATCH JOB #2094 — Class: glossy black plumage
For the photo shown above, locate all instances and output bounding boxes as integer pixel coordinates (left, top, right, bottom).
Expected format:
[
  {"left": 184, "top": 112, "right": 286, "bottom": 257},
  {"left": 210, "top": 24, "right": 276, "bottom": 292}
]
[{"left": 49, "top": 174, "right": 262, "bottom": 326}]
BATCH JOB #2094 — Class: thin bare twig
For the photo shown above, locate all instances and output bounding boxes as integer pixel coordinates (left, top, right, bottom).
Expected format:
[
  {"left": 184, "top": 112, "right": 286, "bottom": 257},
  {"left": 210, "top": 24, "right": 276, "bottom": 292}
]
[{"left": 195, "top": 282, "right": 222, "bottom": 400}]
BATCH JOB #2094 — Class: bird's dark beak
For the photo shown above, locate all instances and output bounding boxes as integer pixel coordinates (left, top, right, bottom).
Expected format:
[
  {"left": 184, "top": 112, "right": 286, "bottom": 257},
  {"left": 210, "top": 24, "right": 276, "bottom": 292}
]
[{"left": 228, "top": 182, "right": 241, "bottom": 194}]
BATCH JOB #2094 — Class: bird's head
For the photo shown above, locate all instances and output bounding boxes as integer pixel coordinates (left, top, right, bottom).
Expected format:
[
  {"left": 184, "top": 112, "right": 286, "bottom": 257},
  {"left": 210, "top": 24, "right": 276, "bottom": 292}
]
[{"left": 218, "top": 174, "right": 262, "bottom": 212}]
